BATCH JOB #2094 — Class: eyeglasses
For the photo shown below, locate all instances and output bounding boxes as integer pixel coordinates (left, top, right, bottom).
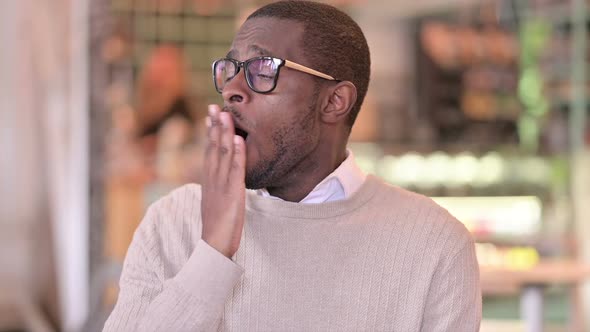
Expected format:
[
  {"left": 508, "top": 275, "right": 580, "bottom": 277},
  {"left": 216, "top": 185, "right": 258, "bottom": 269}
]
[{"left": 212, "top": 56, "right": 337, "bottom": 94}]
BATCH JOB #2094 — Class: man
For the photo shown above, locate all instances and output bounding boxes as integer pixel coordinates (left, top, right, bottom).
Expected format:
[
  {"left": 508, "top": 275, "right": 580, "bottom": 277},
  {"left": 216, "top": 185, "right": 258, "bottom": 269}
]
[{"left": 104, "top": 1, "right": 481, "bottom": 331}]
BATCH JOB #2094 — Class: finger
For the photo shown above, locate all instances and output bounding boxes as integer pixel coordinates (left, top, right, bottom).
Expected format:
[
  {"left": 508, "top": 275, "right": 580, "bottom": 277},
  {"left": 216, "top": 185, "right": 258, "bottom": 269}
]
[
  {"left": 229, "top": 134, "right": 246, "bottom": 186},
  {"left": 205, "top": 104, "right": 222, "bottom": 178},
  {"left": 217, "top": 111, "right": 235, "bottom": 182}
]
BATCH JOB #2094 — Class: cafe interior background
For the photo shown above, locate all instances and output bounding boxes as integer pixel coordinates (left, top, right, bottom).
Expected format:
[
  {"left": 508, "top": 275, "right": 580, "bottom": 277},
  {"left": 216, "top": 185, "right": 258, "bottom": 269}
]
[{"left": 1, "top": 0, "right": 589, "bottom": 331}]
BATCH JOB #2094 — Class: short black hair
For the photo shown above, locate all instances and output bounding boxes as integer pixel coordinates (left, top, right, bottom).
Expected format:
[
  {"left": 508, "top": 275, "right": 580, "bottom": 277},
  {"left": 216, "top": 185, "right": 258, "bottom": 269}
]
[{"left": 247, "top": 0, "right": 371, "bottom": 129}]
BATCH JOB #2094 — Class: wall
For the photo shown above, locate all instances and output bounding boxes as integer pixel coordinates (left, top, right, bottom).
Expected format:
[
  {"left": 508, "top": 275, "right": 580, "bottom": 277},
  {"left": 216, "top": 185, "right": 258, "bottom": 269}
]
[{"left": 0, "top": 0, "right": 90, "bottom": 330}]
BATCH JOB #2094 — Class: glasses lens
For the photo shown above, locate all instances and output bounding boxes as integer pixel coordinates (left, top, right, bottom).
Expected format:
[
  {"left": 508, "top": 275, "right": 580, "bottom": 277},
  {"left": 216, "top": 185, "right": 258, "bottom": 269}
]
[
  {"left": 214, "top": 59, "right": 236, "bottom": 93},
  {"left": 246, "top": 58, "right": 280, "bottom": 93}
]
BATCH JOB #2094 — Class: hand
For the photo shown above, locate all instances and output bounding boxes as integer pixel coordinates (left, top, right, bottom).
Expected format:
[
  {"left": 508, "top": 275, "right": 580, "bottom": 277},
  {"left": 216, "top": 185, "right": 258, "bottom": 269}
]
[{"left": 200, "top": 104, "right": 247, "bottom": 258}]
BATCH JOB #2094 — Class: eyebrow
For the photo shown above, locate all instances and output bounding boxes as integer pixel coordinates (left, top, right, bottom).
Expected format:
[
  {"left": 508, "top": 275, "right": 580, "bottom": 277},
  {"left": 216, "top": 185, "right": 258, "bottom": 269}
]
[{"left": 226, "top": 44, "right": 275, "bottom": 59}]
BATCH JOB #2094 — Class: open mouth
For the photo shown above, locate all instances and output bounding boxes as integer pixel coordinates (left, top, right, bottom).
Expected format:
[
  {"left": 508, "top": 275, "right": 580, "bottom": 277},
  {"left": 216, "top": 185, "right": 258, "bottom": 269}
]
[{"left": 235, "top": 127, "right": 249, "bottom": 141}]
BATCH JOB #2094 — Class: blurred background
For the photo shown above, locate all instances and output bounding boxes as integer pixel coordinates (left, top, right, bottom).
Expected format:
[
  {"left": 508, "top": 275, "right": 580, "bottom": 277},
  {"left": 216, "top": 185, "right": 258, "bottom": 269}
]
[{"left": 0, "top": 0, "right": 589, "bottom": 331}]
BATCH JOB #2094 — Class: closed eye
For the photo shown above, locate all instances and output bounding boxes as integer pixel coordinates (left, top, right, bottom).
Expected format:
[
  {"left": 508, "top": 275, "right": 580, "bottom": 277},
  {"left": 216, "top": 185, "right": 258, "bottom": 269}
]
[{"left": 256, "top": 73, "right": 274, "bottom": 80}]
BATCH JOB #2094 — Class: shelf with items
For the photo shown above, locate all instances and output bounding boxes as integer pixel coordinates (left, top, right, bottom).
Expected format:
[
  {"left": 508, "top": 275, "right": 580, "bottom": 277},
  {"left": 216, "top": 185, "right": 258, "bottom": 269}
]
[
  {"left": 412, "top": 1, "right": 588, "bottom": 154},
  {"left": 416, "top": 17, "right": 523, "bottom": 148},
  {"left": 350, "top": 142, "right": 566, "bottom": 195},
  {"left": 518, "top": 0, "right": 589, "bottom": 152}
]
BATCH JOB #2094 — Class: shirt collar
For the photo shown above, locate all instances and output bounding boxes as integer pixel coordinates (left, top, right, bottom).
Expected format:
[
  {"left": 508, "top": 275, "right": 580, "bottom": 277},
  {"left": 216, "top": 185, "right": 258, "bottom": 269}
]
[{"left": 256, "top": 149, "right": 366, "bottom": 203}]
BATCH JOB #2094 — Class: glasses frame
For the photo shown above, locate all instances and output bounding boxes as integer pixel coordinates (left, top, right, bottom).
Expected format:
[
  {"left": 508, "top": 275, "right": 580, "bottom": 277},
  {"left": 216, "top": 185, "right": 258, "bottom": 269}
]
[{"left": 212, "top": 56, "right": 337, "bottom": 94}]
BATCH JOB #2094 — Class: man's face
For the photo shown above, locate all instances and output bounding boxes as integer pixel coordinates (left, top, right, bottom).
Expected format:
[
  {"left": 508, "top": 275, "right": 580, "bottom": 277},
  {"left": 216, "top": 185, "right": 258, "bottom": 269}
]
[{"left": 221, "top": 18, "right": 322, "bottom": 190}]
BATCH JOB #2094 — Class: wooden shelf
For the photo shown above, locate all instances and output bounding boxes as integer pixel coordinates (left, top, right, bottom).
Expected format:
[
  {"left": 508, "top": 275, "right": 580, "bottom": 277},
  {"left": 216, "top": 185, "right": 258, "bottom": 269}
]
[{"left": 480, "top": 259, "right": 590, "bottom": 295}]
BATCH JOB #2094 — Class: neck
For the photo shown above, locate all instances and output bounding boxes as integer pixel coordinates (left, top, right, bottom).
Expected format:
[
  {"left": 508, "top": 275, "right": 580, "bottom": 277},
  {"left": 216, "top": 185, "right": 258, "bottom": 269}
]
[{"left": 266, "top": 146, "right": 347, "bottom": 202}]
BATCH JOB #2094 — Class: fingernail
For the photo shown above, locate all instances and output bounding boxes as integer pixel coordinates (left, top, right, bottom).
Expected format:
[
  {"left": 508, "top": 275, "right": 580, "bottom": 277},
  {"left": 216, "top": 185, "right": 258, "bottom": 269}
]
[
  {"left": 219, "top": 112, "right": 228, "bottom": 127},
  {"left": 208, "top": 104, "right": 218, "bottom": 116},
  {"left": 233, "top": 135, "right": 241, "bottom": 145}
]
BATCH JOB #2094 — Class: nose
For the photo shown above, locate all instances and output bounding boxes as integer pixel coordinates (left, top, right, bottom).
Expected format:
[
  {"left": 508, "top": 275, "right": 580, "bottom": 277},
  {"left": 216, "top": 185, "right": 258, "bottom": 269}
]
[{"left": 221, "top": 69, "right": 251, "bottom": 104}]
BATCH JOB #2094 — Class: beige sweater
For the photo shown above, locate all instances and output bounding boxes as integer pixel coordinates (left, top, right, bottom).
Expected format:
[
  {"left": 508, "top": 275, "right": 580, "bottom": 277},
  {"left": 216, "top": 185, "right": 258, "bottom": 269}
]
[{"left": 103, "top": 176, "right": 481, "bottom": 332}]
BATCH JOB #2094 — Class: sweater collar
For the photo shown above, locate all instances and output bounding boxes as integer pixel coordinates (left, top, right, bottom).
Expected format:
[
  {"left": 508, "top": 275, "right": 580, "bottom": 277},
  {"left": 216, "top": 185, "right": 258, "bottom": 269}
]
[
  {"left": 254, "top": 149, "right": 366, "bottom": 204},
  {"left": 246, "top": 175, "right": 380, "bottom": 220}
]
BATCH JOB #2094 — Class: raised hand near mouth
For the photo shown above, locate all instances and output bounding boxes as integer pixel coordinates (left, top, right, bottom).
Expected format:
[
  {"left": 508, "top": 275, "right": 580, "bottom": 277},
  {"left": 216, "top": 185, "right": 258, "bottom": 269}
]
[{"left": 200, "top": 104, "right": 247, "bottom": 258}]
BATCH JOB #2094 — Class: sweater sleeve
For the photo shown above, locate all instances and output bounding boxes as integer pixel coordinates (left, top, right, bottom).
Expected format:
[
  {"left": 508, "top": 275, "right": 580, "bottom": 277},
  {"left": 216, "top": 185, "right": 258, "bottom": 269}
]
[
  {"left": 103, "top": 203, "right": 244, "bottom": 332},
  {"left": 420, "top": 235, "right": 482, "bottom": 332}
]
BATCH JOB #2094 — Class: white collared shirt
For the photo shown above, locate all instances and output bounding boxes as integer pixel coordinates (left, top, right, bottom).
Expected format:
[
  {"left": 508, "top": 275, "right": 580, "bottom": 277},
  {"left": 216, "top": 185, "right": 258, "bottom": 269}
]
[{"left": 256, "top": 149, "right": 366, "bottom": 203}]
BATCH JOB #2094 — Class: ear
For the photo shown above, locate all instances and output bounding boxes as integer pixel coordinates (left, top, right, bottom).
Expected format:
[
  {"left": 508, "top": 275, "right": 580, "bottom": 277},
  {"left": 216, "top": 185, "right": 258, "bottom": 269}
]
[{"left": 319, "top": 81, "right": 357, "bottom": 125}]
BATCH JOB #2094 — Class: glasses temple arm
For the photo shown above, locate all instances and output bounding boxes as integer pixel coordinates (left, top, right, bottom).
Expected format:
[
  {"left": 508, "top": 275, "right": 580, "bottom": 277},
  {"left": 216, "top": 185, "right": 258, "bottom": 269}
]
[{"left": 284, "top": 60, "right": 336, "bottom": 81}]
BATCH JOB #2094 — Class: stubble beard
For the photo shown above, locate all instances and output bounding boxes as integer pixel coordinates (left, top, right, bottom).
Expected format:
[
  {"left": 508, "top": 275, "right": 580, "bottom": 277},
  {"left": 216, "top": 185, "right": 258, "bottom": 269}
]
[{"left": 244, "top": 91, "right": 320, "bottom": 190}]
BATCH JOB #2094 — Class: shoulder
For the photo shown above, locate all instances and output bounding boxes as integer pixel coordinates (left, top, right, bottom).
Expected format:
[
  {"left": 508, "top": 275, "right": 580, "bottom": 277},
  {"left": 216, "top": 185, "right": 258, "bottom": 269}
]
[
  {"left": 147, "top": 183, "right": 202, "bottom": 219},
  {"left": 368, "top": 176, "right": 473, "bottom": 255},
  {"left": 118, "top": 184, "right": 203, "bottom": 279},
  {"left": 133, "top": 183, "right": 203, "bottom": 259}
]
